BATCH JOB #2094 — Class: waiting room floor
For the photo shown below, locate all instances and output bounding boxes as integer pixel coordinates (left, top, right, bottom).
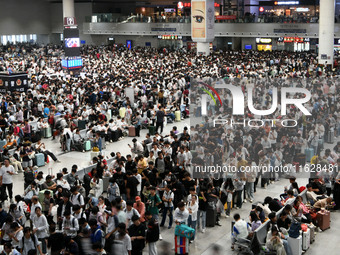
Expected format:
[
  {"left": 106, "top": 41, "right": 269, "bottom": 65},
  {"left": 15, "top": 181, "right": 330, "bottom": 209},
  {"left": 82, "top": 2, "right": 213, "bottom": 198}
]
[{"left": 7, "top": 119, "right": 340, "bottom": 255}]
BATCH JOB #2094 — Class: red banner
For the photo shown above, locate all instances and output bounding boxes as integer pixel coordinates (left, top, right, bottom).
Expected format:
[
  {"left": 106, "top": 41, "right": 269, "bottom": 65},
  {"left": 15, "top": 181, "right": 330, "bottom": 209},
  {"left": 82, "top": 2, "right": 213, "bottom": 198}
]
[{"left": 216, "top": 15, "right": 237, "bottom": 20}]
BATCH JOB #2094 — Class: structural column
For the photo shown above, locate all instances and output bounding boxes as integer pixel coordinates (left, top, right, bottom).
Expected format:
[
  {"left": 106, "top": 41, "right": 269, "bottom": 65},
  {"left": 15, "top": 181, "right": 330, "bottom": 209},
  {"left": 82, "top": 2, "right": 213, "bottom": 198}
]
[
  {"left": 318, "top": 0, "right": 335, "bottom": 66},
  {"left": 191, "top": 0, "right": 215, "bottom": 56},
  {"left": 197, "top": 42, "right": 210, "bottom": 56},
  {"left": 63, "top": 0, "right": 75, "bottom": 19}
]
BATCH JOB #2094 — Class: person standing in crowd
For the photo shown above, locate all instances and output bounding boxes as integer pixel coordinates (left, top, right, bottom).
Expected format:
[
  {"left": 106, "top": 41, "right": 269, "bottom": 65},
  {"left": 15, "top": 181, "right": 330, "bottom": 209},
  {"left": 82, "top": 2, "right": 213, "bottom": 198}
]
[
  {"left": 128, "top": 215, "right": 146, "bottom": 255},
  {"left": 145, "top": 211, "right": 159, "bottom": 255},
  {"left": 160, "top": 185, "right": 174, "bottom": 229},
  {"left": 32, "top": 207, "right": 49, "bottom": 255},
  {"left": 155, "top": 107, "right": 165, "bottom": 135},
  {"left": 0, "top": 158, "right": 15, "bottom": 203},
  {"left": 113, "top": 223, "right": 132, "bottom": 255}
]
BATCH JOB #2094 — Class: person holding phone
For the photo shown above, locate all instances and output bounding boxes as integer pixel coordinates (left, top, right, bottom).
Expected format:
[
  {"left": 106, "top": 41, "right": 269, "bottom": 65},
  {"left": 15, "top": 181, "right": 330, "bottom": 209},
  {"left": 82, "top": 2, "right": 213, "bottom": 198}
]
[{"left": 0, "top": 158, "right": 15, "bottom": 203}]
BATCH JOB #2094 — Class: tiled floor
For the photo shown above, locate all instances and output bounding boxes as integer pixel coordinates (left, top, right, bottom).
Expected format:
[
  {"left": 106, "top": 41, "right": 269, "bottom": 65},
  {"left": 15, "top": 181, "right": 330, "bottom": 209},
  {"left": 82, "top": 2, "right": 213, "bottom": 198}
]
[{"left": 8, "top": 120, "right": 340, "bottom": 255}]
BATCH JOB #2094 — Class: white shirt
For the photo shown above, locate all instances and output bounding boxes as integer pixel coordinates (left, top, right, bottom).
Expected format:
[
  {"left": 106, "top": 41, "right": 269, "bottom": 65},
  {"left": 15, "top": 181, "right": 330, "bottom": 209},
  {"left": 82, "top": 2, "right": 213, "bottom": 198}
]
[
  {"left": 70, "top": 193, "right": 85, "bottom": 207},
  {"left": 135, "top": 174, "right": 142, "bottom": 192},
  {"left": 12, "top": 230, "right": 23, "bottom": 248},
  {"left": 30, "top": 202, "right": 42, "bottom": 219},
  {"left": 19, "top": 234, "right": 39, "bottom": 255},
  {"left": 163, "top": 190, "right": 174, "bottom": 208},
  {"left": 187, "top": 201, "right": 198, "bottom": 221},
  {"left": 0, "top": 165, "right": 14, "bottom": 184},
  {"left": 33, "top": 214, "right": 49, "bottom": 238},
  {"left": 233, "top": 219, "right": 250, "bottom": 239},
  {"left": 173, "top": 208, "right": 189, "bottom": 224},
  {"left": 62, "top": 216, "right": 79, "bottom": 237},
  {"left": 113, "top": 233, "right": 132, "bottom": 255},
  {"left": 124, "top": 208, "right": 140, "bottom": 227}
]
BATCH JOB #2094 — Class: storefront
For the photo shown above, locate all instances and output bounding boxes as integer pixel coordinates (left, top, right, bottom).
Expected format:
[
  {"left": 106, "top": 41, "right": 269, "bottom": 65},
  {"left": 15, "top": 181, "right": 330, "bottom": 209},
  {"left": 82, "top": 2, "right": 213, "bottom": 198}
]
[
  {"left": 256, "top": 38, "right": 272, "bottom": 51},
  {"left": 334, "top": 39, "right": 340, "bottom": 51},
  {"left": 157, "top": 35, "right": 184, "bottom": 49},
  {"left": 187, "top": 42, "right": 214, "bottom": 51},
  {"left": 258, "top": 0, "right": 318, "bottom": 22},
  {"left": 276, "top": 37, "right": 310, "bottom": 51}
]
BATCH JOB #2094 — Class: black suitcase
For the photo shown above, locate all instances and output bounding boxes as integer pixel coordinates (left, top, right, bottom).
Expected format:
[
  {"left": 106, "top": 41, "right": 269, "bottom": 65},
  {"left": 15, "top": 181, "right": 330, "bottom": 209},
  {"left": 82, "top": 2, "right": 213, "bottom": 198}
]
[
  {"left": 111, "top": 130, "right": 119, "bottom": 142},
  {"left": 78, "top": 120, "right": 86, "bottom": 130},
  {"left": 294, "top": 153, "right": 306, "bottom": 166},
  {"left": 327, "top": 130, "right": 334, "bottom": 144},
  {"left": 206, "top": 209, "right": 217, "bottom": 227}
]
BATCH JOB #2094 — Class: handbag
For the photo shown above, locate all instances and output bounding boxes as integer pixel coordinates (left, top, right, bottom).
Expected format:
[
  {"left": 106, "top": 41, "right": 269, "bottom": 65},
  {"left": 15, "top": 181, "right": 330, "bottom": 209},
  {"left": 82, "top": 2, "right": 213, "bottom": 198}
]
[{"left": 28, "top": 151, "right": 36, "bottom": 159}]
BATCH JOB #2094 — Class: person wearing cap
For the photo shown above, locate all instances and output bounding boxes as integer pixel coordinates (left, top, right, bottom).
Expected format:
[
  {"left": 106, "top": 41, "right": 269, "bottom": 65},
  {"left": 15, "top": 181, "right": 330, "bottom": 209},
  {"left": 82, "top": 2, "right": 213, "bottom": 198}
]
[
  {"left": 133, "top": 196, "right": 145, "bottom": 223},
  {"left": 128, "top": 215, "right": 146, "bottom": 255}
]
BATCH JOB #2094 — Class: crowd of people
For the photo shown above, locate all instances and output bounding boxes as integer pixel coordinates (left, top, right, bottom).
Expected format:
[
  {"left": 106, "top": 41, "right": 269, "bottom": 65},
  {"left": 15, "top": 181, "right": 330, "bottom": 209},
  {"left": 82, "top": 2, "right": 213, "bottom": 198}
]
[{"left": 0, "top": 44, "right": 339, "bottom": 255}]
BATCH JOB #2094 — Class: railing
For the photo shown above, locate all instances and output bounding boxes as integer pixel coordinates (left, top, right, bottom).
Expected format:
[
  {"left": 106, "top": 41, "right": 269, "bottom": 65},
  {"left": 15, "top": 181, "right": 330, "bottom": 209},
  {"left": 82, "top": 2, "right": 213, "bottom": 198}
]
[{"left": 86, "top": 14, "right": 323, "bottom": 24}]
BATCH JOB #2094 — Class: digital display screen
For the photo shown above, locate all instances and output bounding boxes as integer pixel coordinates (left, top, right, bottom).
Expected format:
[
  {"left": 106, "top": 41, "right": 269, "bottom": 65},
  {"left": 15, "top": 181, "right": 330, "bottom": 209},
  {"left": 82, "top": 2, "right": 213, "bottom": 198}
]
[
  {"left": 64, "top": 28, "right": 79, "bottom": 38},
  {"left": 126, "top": 40, "right": 132, "bottom": 50},
  {"left": 61, "top": 57, "right": 83, "bottom": 69},
  {"left": 65, "top": 38, "right": 80, "bottom": 48},
  {"left": 245, "top": 45, "right": 252, "bottom": 50}
]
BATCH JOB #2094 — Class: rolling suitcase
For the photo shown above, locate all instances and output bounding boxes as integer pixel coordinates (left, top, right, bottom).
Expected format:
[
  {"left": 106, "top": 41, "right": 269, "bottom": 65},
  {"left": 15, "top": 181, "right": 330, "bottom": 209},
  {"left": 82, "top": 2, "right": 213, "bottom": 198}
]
[
  {"left": 119, "top": 107, "right": 126, "bottom": 118},
  {"left": 174, "top": 235, "right": 189, "bottom": 255},
  {"left": 35, "top": 153, "right": 45, "bottom": 167},
  {"left": 326, "top": 130, "right": 334, "bottom": 144},
  {"left": 294, "top": 153, "right": 306, "bottom": 167},
  {"left": 148, "top": 125, "right": 156, "bottom": 135},
  {"left": 111, "top": 130, "right": 119, "bottom": 142},
  {"left": 309, "top": 225, "right": 316, "bottom": 243},
  {"left": 195, "top": 107, "right": 202, "bottom": 117},
  {"left": 316, "top": 210, "right": 330, "bottom": 230},
  {"left": 0, "top": 140, "right": 6, "bottom": 149},
  {"left": 302, "top": 228, "right": 310, "bottom": 251},
  {"left": 128, "top": 126, "right": 136, "bottom": 137},
  {"left": 318, "top": 138, "right": 324, "bottom": 150},
  {"left": 44, "top": 127, "right": 52, "bottom": 138},
  {"left": 287, "top": 236, "right": 302, "bottom": 255},
  {"left": 206, "top": 209, "right": 217, "bottom": 227},
  {"left": 78, "top": 120, "right": 86, "bottom": 130},
  {"left": 84, "top": 140, "right": 91, "bottom": 151},
  {"left": 175, "top": 111, "right": 181, "bottom": 122},
  {"left": 305, "top": 148, "right": 314, "bottom": 162}
]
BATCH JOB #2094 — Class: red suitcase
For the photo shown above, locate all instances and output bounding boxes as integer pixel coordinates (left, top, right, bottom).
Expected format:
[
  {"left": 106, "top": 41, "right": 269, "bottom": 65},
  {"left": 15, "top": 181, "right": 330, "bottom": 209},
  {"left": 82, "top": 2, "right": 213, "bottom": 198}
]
[
  {"left": 316, "top": 210, "right": 330, "bottom": 231},
  {"left": 128, "top": 126, "right": 136, "bottom": 137}
]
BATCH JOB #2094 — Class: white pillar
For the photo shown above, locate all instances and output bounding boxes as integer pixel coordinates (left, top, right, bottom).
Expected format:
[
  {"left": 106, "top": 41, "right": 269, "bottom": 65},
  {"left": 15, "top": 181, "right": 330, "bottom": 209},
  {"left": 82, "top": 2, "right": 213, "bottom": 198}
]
[
  {"left": 63, "top": 0, "right": 75, "bottom": 19},
  {"left": 318, "top": 0, "right": 335, "bottom": 66},
  {"left": 197, "top": 42, "right": 210, "bottom": 56}
]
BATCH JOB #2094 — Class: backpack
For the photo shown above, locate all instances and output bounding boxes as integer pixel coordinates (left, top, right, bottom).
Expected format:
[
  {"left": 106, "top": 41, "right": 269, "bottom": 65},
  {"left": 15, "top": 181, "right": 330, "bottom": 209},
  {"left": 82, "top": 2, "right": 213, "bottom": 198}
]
[
  {"left": 71, "top": 193, "right": 82, "bottom": 205},
  {"left": 288, "top": 222, "right": 301, "bottom": 238},
  {"left": 22, "top": 234, "right": 37, "bottom": 252},
  {"left": 175, "top": 224, "right": 195, "bottom": 239},
  {"left": 94, "top": 228, "right": 106, "bottom": 247},
  {"left": 24, "top": 172, "right": 35, "bottom": 185}
]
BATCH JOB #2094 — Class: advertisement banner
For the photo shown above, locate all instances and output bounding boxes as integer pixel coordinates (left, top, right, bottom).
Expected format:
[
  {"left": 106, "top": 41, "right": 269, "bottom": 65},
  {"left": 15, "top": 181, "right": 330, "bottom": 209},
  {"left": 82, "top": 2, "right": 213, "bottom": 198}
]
[{"left": 191, "top": 0, "right": 215, "bottom": 42}]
